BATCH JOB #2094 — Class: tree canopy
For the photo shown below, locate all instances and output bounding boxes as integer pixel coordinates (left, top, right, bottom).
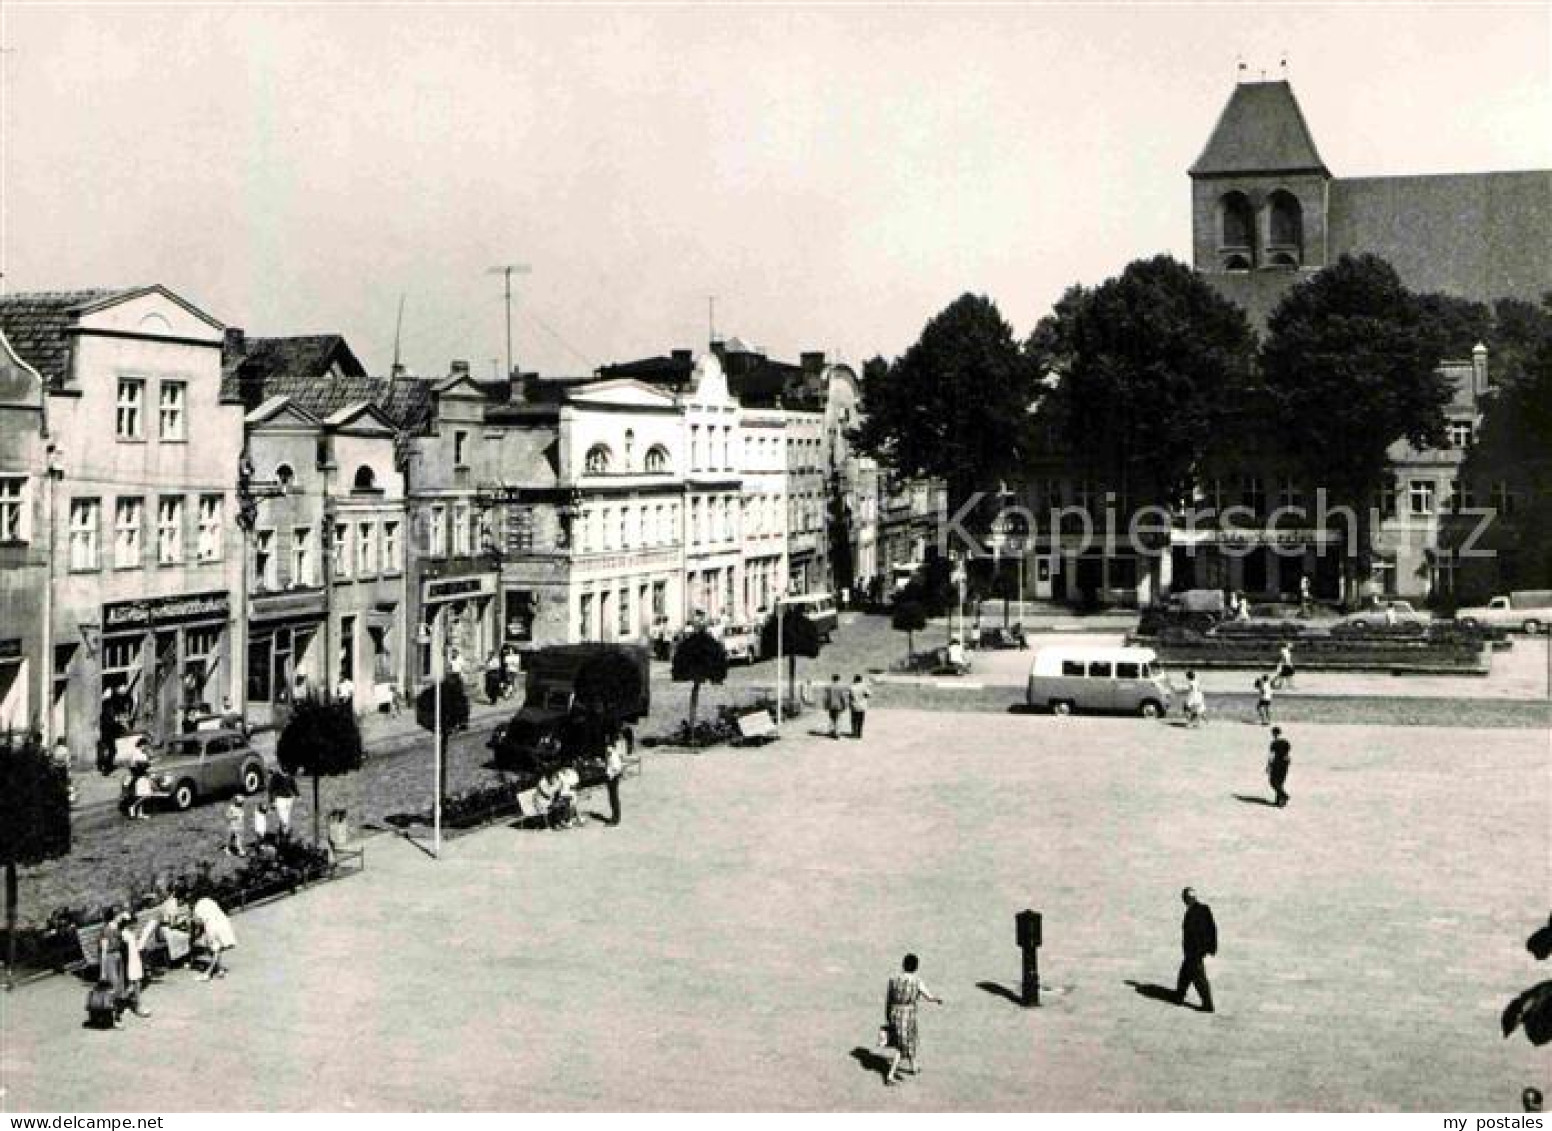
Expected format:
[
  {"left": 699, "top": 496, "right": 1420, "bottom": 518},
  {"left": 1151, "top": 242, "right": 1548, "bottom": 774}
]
[
  {"left": 416, "top": 674, "right": 471, "bottom": 735},
  {"left": 277, "top": 697, "right": 366, "bottom": 844},
  {"left": 671, "top": 629, "right": 729, "bottom": 732},
  {"left": 0, "top": 734, "right": 71, "bottom": 985},
  {"left": 574, "top": 650, "right": 645, "bottom": 725},
  {"left": 1261, "top": 254, "right": 1452, "bottom": 597},
  {"left": 853, "top": 294, "right": 1039, "bottom": 534},
  {"left": 1028, "top": 255, "right": 1259, "bottom": 509}
]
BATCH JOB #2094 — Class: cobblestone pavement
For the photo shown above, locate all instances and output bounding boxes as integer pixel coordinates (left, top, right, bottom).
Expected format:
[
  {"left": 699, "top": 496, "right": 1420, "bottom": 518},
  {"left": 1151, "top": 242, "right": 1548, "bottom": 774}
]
[{"left": 5, "top": 709, "right": 1545, "bottom": 1111}]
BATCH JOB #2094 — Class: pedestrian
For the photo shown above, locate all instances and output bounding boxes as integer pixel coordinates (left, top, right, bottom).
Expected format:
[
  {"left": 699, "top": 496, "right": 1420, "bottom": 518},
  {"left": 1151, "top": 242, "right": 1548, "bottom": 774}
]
[
  {"left": 824, "top": 674, "right": 848, "bottom": 739},
  {"left": 97, "top": 912, "right": 127, "bottom": 1021},
  {"left": 1254, "top": 676, "right": 1273, "bottom": 726},
  {"left": 483, "top": 652, "right": 503, "bottom": 704},
  {"left": 116, "top": 913, "right": 151, "bottom": 1018},
  {"left": 1175, "top": 887, "right": 1217, "bottom": 1013},
  {"left": 224, "top": 796, "right": 247, "bottom": 857},
  {"left": 881, "top": 953, "right": 943, "bottom": 1086},
  {"left": 336, "top": 675, "right": 355, "bottom": 704},
  {"left": 1267, "top": 727, "right": 1292, "bottom": 807},
  {"left": 604, "top": 727, "right": 630, "bottom": 827},
  {"left": 1184, "top": 670, "right": 1207, "bottom": 728},
  {"left": 503, "top": 647, "right": 522, "bottom": 696},
  {"left": 1298, "top": 576, "right": 1312, "bottom": 617},
  {"left": 848, "top": 675, "right": 871, "bottom": 739},
  {"left": 1274, "top": 641, "right": 1296, "bottom": 690},
  {"left": 191, "top": 895, "right": 237, "bottom": 981},
  {"left": 268, "top": 768, "right": 297, "bottom": 839},
  {"left": 253, "top": 801, "right": 271, "bottom": 847}
]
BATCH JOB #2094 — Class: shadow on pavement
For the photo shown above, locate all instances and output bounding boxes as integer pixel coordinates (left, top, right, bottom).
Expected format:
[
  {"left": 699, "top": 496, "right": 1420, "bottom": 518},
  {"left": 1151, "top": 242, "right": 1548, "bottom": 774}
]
[
  {"left": 381, "top": 812, "right": 429, "bottom": 830},
  {"left": 849, "top": 1046, "right": 893, "bottom": 1083},
  {"left": 976, "top": 980, "right": 1025, "bottom": 1005},
  {"left": 1125, "top": 980, "right": 1181, "bottom": 1007},
  {"left": 1232, "top": 794, "right": 1278, "bottom": 807},
  {"left": 1005, "top": 704, "right": 1041, "bottom": 715}
]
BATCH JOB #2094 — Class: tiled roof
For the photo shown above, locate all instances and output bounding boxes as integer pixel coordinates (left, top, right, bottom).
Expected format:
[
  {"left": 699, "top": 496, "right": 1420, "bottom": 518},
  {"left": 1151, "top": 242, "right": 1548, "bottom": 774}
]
[
  {"left": 0, "top": 289, "right": 137, "bottom": 388},
  {"left": 221, "top": 333, "right": 375, "bottom": 412},
  {"left": 1190, "top": 81, "right": 1327, "bottom": 177}
]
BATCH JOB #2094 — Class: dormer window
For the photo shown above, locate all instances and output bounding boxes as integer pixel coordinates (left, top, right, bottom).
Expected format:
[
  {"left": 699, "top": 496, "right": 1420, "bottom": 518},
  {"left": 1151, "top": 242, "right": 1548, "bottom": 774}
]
[
  {"left": 275, "top": 464, "right": 295, "bottom": 493},
  {"left": 352, "top": 465, "right": 377, "bottom": 492},
  {"left": 645, "top": 445, "right": 670, "bottom": 474},
  {"left": 585, "top": 444, "right": 613, "bottom": 474}
]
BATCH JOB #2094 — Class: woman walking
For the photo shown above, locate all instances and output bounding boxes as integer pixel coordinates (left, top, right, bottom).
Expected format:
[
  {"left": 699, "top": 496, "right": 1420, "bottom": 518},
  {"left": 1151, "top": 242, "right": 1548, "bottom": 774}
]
[
  {"left": 192, "top": 895, "right": 238, "bottom": 980},
  {"left": 1184, "top": 671, "right": 1207, "bottom": 728},
  {"left": 882, "top": 953, "right": 943, "bottom": 1086}
]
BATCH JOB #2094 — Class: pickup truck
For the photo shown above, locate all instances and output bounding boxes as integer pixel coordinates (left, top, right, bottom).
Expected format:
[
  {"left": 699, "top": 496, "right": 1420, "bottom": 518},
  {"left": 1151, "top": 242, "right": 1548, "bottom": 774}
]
[{"left": 1456, "top": 591, "right": 1552, "bottom": 634}]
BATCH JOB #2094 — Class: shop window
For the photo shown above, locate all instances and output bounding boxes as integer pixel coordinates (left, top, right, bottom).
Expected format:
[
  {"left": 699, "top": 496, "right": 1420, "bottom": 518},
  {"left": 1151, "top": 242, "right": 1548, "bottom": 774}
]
[
  {"left": 157, "top": 496, "right": 184, "bottom": 564},
  {"left": 197, "top": 495, "right": 223, "bottom": 562},
  {"left": 69, "top": 498, "right": 101, "bottom": 570},
  {"left": 114, "top": 498, "right": 143, "bottom": 568},
  {"left": 116, "top": 378, "right": 145, "bottom": 440},
  {"left": 101, "top": 638, "right": 141, "bottom": 713},
  {"left": 158, "top": 381, "right": 186, "bottom": 440},
  {"left": 184, "top": 627, "right": 221, "bottom": 708},
  {"left": 0, "top": 476, "right": 28, "bottom": 543}
]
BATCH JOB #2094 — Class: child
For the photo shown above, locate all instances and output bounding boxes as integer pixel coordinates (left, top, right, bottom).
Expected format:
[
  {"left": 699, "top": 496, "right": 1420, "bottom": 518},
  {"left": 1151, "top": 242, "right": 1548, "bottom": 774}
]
[
  {"left": 1184, "top": 670, "right": 1207, "bottom": 728},
  {"left": 224, "top": 796, "right": 247, "bottom": 857},
  {"left": 1255, "top": 676, "right": 1274, "bottom": 726},
  {"left": 85, "top": 978, "right": 120, "bottom": 1029},
  {"left": 253, "top": 801, "right": 271, "bottom": 847}
]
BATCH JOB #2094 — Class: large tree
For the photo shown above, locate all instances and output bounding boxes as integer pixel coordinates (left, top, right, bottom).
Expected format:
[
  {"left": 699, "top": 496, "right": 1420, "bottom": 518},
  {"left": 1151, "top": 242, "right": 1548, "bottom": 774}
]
[
  {"left": 1028, "top": 255, "right": 1260, "bottom": 512},
  {"left": 853, "top": 294, "right": 1039, "bottom": 542},
  {"left": 0, "top": 735, "right": 71, "bottom": 986},
  {"left": 1261, "top": 254, "right": 1453, "bottom": 603}
]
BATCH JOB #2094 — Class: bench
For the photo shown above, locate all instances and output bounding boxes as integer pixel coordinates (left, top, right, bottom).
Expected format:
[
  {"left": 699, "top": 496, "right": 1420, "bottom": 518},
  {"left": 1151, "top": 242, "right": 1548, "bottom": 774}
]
[
  {"left": 76, "top": 912, "right": 195, "bottom": 976},
  {"left": 733, "top": 710, "right": 779, "bottom": 747}
]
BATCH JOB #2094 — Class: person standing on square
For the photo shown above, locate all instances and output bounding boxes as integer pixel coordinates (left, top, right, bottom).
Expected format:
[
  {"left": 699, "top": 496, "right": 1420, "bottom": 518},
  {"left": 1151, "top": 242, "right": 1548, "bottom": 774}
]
[
  {"left": 1255, "top": 676, "right": 1274, "bottom": 726},
  {"left": 824, "top": 674, "right": 848, "bottom": 739},
  {"left": 604, "top": 727, "right": 631, "bottom": 827},
  {"left": 224, "top": 796, "right": 247, "bottom": 857},
  {"left": 1175, "top": 887, "right": 1217, "bottom": 1013},
  {"left": 1267, "top": 727, "right": 1292, "bottom": 807},
  {"left": 848, "top": 675, "right": 871, "bottom": 739}
]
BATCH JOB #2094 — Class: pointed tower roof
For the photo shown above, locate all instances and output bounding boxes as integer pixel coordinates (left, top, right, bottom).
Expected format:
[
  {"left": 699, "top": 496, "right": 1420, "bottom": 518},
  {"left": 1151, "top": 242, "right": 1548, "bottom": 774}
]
[{"left": 1190, "top": 80, "right": 1328, "bottom": 178}]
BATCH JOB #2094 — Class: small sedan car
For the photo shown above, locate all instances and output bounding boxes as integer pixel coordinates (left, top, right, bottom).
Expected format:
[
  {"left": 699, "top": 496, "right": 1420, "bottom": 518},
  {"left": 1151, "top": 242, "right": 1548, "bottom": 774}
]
[
  {"left": 145, "top": 728, "right": 267, "bottom": 811},
  {"left": 721, "top": 623, "right": 762, "bottom": 665},
  {"left": 1333, "top": 600, "right": 1431, "bottom": 634}
]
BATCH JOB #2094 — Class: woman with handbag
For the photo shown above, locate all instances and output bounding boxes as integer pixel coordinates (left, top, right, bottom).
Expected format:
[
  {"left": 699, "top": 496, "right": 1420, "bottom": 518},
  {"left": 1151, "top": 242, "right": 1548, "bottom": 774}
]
[{"left": 882, "top": 953, "right": 943, "bottom": 1086}]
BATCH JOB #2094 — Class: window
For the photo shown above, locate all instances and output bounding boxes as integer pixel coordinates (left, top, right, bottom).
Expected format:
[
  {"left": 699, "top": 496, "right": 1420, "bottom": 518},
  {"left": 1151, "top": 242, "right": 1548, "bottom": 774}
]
[
  {"left": 1448, "top": 421, "right": 1474, "bottom": 449},
  {"left": 116, "top": 379, "right": 144, "bottom": 440},
  {"left": 357, "top": 521, "right": 376, "bottom": 575},
  {"left": 197, "top": 495, "right": 223, "bottom": 562},
  {"left": 1492, "top": 481, "right": 1517, "bottom": 516},
  {"left": 428, "top": 505, "right": 446, "bottom": 556},
  {"left": 454, "top": 430, "right": 469, "bottom": 468},
  {"left": 1220, "top": 191, "right": 1254, "bottom": 250},
  {"left": 624, "top": 430, "right": 635, "bottom": 469},
  {"left": 585, "top": 444, "right": 612, "bottom": 474},
  {"left": 292, "top": 526, "right": 315, "bottom": 586},
  {"left": 1087, "top": 661, "right": 1113, "bottom": 678},
  {"left": 0, "top": 477, "right": 28, "bottom": 543},
  {"left": 382, "top": 521, "right": 400, "bottom": 572},
  {"left": 618, "top": 505, "right": 631, "bottom": 549},
  {"left": 334, "top": 522, "right": 350, "bottom": 579},
  {"left": 1240, "top": 477, "right": 1265, "bottom": 518},
  {"left": 691, "top": 499, "right": 702, "bottom": 545},
  {"left": 1117, "top": 662, "right": 1141, "bottom": 679},
  {"left": 618, "top": 587, "right": 632, "bottom": 637},
  {"left": 1409, "top": 480, "right": 1436, "bottom": 516},
  {"left": 275, "top": 464, "right": 295, "bottom": 492},
  {"left": 1277, "top": 480, "right": 1303, "bottom": 513},
  {"left": 690, "top": 426, "right": 701, "bottom": 471},
  {"left": 579, "top": 593, "right": 594, "bottom": 640},
  {"left": 69, "top": 498, "right": 101, "bottom": 569},
  {"left": 1267, "top": 190, "right": 1303, "bottom": 254},
  {"left": 156, "top": 497, "right": 184, "bottom": 564},
  {"left": 453, "top": 504, "right": 470, "bottom": 555},
  {"left": 158, "top": 382, "right": 186, "bottom": 440},
  {"left": 652, "top": 580, "right": 666, "bottom": 616},
  {"left": 600, "top": 590, "right": 613, "bottom": 639},
  {"left": 352, "top": 466, "right": 377, "bottom": 492},
  {"left": 1378, "top": 479, "right": 1398, "bottom": 519},
  {"left": 113, "top": 498, "right": 142, "bottom": 568},
  {"left": 255, "top": 529, "right": 277, "bottom": 591},
  {"left": 602, "top": 507, "right": 614, "bottom": 550},
  {"left": 101, "top": 638, "right": 141, "bottom": 708},
  {"left": 1061, "top": 660, "right": 1086, "bottom": 677}
]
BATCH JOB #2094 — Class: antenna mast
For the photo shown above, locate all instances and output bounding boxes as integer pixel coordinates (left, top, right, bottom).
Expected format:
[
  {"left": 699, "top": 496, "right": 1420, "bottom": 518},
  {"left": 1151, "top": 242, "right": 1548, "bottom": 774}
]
[
  {"left": 392, "top": 294, "right": 406, "bottom": 373},
  {"left": 487, "top": 263, "right": 532, "bottom": 378}
]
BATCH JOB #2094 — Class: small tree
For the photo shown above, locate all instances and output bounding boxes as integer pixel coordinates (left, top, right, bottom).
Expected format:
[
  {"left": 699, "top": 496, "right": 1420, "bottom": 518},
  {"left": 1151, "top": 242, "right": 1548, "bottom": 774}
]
[
  {"left": 760, "top": 609, "right": 822, "bottom": 705},
  {"left": 277, "top": 697, "right": 366, "bottom": 845},
  {"left": 671, "top": 630, "right": 728, "bottom": 735},
  {"left": 0, "top": 734, "right": 71, "bottom": 985},
  {"left": 891, "top": 600, "right": 927, "bottom": 662},
  {"left": 416, "top": 675, "right": 471, "bottom": 805}
]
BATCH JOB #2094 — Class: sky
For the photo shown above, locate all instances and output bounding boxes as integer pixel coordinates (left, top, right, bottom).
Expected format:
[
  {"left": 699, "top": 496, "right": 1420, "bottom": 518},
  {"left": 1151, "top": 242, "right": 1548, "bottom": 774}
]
[{"left": 1, "top": 2, "right": 1549, "bottom": 379}]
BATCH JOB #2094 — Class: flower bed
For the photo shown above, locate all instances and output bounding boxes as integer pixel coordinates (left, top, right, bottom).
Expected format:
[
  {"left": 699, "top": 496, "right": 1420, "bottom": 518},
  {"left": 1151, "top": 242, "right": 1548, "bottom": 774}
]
[{"left": 643, "top": 694, "right": 797, "bottom": 750}]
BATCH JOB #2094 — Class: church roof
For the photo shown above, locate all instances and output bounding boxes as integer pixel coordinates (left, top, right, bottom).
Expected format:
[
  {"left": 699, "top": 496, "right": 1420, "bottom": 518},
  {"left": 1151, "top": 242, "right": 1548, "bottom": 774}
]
[{"left": 1190, "top": 80, "right": 1328, "bottom": 178}]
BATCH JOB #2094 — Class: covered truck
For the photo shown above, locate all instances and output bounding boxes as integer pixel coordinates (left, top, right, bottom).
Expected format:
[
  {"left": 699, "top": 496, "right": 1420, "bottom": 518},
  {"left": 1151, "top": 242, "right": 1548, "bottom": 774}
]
[{"left": 488, "top": 643, "right": 651, "bottom": 772}]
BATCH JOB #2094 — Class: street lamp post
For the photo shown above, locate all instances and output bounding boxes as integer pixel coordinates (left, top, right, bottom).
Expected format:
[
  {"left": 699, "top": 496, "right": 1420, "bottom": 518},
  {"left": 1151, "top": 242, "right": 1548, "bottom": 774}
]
[{"left": 416, "top": 620, "right": 445, "bottom": 857}]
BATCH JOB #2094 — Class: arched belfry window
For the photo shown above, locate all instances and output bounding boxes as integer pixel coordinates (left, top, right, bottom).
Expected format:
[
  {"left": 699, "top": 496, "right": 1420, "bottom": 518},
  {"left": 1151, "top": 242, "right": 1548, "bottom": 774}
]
[
  {"left": 1266, "top": 190, "right": 1303, "bottom": 266},
  {"left": 645, "top": 445, "right": 670, "bottom": 473},
  {"left": 585, "top": 444, "right": 613, "bottom": 474},
  {"left": 1220, "top": 191, "right": 1255, "bottom": 255},
  {"left": 352, "top": 465, "right": 377, "bottom": 492}
]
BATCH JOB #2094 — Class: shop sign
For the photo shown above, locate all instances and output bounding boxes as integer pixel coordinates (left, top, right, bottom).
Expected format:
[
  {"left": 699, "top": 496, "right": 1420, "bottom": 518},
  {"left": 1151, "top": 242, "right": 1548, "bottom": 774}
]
[
  {"left": 425, "top": 575, "right": 495, "bottom": 601},
  {"left": 104, "top": 591, "right": 231, "bottom": 631},
  {"left": 252, "top": 589, "right": 328, "bottom": 622}
]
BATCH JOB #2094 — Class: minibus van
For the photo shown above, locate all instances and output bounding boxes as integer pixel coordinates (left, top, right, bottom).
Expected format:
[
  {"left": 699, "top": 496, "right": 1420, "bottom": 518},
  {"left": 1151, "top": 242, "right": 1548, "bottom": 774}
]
[
  {"left": 1026, "top": 645, "right": 1172, "bottom": 717},
  {"left": 783, "top": 592, "right": 839, "bottom": 643}
]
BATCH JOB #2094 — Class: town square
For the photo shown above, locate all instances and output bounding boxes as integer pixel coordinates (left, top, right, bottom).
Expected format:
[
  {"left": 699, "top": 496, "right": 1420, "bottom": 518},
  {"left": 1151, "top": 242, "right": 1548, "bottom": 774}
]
[{"left": 0, "top": 2, "right": 1549, "bottom": 1117}]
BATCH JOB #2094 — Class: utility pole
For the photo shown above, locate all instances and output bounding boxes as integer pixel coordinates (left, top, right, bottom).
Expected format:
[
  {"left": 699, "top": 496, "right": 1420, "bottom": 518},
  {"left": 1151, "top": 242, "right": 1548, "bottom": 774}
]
[
  {"left": 487, "top": 264, "right": 531, "bottom": 378},
  {"left": 708, "top": 296, "right": 717, "bottom": 345}
]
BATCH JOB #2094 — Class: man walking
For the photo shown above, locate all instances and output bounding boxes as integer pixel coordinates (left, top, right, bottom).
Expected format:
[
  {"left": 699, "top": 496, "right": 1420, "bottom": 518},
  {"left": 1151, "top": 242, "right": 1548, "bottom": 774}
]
[
  {"left": 1255, "top": 676, "right": 1273, "bottom": 726},
  {"left": 848, "top": 675, "right": 871, "bottom": 739},
  {"left": 824, "top": 674, "right": 848, "bottom": 739},
  {"left": 604, "top": 726, "right": 630, "bottom": 826},
  {"left": 1175, "top": 887, "right": 1217, "bottom": 1013},
  {"left": 1267, "top": 727, "right": 1292, "bottom": 807}
]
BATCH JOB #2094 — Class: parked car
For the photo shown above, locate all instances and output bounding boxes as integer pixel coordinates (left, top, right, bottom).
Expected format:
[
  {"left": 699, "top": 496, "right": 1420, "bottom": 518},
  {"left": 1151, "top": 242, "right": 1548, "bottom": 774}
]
[
  {"left": 1456, "top": 590, "right": 1552, "bottom": 634},
  {"left": 144, "top": 729, "right": 267, "bottom": 812},
  {"left": 1335, "top": 600, "right": 1431, "bottom": 633},
  {"left": 722, "top": 623, "right": 761, "bottom": 664},
  {"left": 1026, "top": 645, "right": 1172, "bottom": 718},
  {"left": 783, "top": 592, "right": 839, "bottom": 643}
]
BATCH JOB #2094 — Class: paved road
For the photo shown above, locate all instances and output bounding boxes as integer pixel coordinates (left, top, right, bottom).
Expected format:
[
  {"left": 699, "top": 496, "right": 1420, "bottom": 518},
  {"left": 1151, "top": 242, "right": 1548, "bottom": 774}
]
[{"left": 7, "top": 709, "right": 1545, "bottom": 1111}]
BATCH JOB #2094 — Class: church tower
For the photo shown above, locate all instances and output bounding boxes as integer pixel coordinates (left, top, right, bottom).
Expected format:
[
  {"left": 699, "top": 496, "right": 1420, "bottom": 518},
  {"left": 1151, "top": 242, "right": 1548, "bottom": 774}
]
[{"left": 1190, "top": 80, "right": 1331, "bottom": 280}]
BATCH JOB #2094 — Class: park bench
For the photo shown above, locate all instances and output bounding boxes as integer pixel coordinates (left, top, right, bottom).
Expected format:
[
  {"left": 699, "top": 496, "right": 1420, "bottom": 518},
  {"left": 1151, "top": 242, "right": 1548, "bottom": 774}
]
[{"left": 733, "top": 710, "right": 779, "bottom": 747}]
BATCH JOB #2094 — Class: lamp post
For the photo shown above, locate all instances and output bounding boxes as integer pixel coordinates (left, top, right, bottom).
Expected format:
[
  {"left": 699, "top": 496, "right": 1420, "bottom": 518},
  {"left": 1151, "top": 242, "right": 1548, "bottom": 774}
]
[{"left": 416, "top": 619, "right": 444, "bottom": 857}]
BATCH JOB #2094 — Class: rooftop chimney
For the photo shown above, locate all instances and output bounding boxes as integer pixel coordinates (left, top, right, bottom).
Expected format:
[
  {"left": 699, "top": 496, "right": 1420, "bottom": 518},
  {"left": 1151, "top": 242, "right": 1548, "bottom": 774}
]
[
  {"left": 450, "top": 359, "right": 470, "bottom": 378},
  {"left": 222, "top": 326, "right": 246, "bottom": 359},
  {"left": 801, "top": 351, "right": 826, "bottom": 375},
  {"left": 509, "top": 366, "right": 526, "bottom": 403}
]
